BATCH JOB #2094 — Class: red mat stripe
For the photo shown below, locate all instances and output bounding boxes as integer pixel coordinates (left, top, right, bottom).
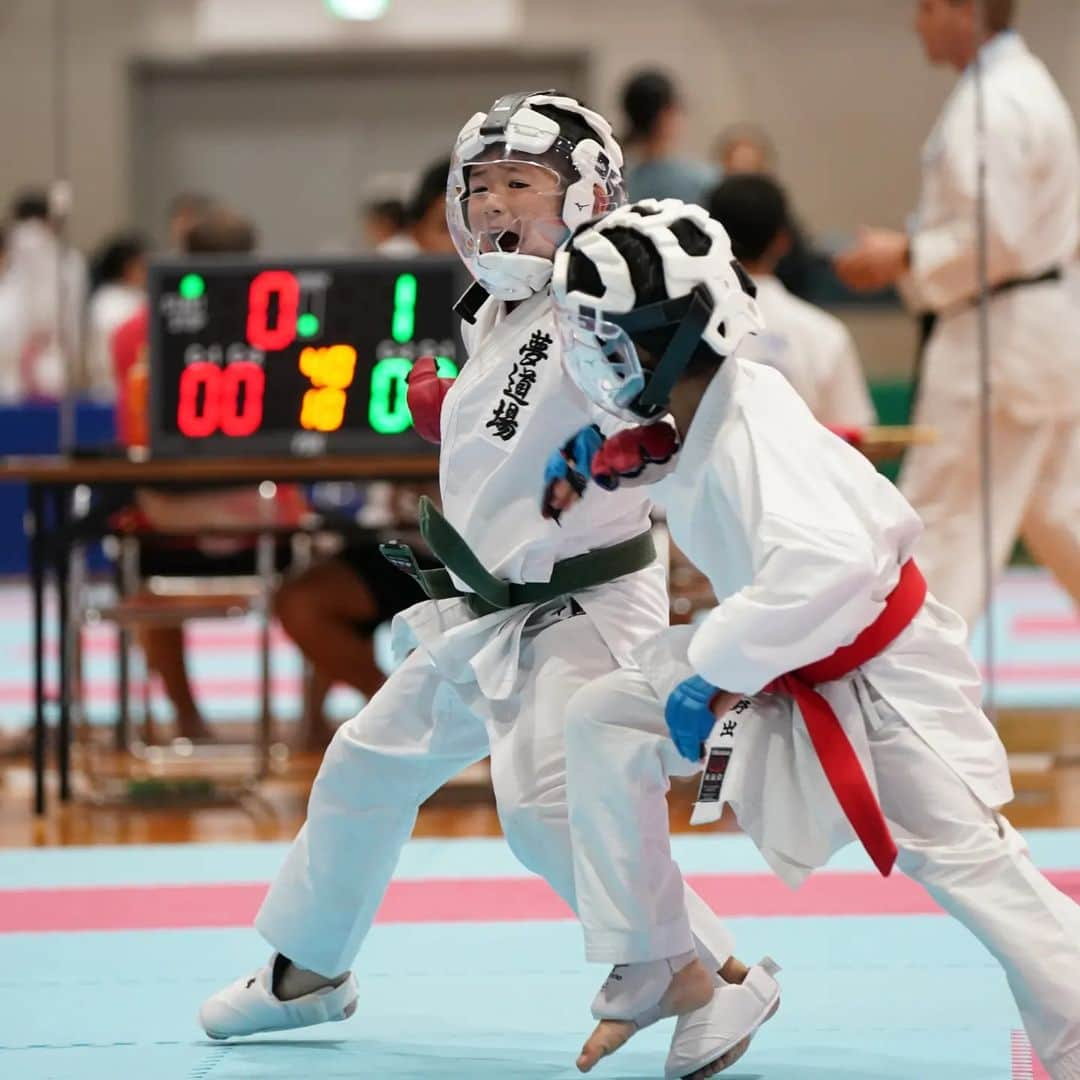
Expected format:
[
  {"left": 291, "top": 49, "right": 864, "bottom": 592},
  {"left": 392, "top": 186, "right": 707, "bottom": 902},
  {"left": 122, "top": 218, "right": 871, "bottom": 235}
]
[{"left": 2, "top": 869, "right": 1078, "bottom": 934}]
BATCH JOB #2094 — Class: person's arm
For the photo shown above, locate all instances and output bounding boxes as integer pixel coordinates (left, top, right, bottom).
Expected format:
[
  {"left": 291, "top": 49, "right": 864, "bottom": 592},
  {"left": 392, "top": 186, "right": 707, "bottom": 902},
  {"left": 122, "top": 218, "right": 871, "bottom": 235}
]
[
  {"left": 687, "top": 511, "right": 883, "bottom": 695},
  {"left": 905, "top": 97, "right": 1031, "bottom": 310},
  {"left": 836, "top": 92, "right": 1030, "bottom": 303}
]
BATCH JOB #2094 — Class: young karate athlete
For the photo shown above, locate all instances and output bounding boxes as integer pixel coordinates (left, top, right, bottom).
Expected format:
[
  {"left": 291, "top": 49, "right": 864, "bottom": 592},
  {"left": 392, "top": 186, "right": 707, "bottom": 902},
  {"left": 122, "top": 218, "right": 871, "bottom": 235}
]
[
  {"left": 542, "top": 197, "right": 1080, "bottom": 1080},
  {"left": 200, "top": 98, "right": 774, "bottom": 1080}
]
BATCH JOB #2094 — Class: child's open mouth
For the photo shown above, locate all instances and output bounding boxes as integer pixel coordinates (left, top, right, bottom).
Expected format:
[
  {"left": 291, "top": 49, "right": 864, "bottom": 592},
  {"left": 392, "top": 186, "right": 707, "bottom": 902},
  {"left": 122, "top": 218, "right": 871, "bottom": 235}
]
[{"left": 485, "top": 229, "right": 520, "bottom": 253}]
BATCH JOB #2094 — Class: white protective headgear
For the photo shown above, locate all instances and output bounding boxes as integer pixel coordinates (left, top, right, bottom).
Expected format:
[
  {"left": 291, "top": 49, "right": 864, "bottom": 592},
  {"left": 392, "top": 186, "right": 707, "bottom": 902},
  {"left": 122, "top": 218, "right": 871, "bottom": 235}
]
[
  {"left": 551, "top": 198, "right": 764, "bottom": 421},
  {"left": 448, "top": 90, "right": 625, "bottom": 309}
]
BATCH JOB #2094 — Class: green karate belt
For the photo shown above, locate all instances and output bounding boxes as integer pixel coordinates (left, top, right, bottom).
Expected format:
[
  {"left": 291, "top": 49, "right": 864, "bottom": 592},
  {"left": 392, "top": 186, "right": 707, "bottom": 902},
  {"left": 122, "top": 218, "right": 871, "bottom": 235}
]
[{"left": 379, "top": 496, "right": 656, "bottom": 617}]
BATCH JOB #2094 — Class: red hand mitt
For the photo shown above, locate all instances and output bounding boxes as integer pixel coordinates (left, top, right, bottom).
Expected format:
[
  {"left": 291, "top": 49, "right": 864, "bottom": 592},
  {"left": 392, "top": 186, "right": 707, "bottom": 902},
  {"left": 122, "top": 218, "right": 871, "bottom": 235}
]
[{"left": 407, "top": 356, "right": 455, "bottom": 444}]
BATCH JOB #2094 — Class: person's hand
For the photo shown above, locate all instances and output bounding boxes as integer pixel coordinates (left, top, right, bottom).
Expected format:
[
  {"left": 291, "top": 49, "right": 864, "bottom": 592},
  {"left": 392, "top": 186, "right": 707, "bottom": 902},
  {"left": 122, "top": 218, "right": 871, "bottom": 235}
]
[
  {"left": 406, "top": 356, "right": 455, "bottom": 443},
  {"left": 590, "top": 422, "right": 680, "bottom": 491},
  {"left": 834, "top": 227, "right": 909, "bottom": 292},
  {"left": 666, "top": 678, "right": 744, "bottom": 762},
  {"left": 665, "top": 676, "right": 740, "bottom": 762},
  {"left": 540, "top": 421, "right": 681, "bottom": 522},
  {"left": 541, "top": 425, "right": 605, "bottom": 522}
]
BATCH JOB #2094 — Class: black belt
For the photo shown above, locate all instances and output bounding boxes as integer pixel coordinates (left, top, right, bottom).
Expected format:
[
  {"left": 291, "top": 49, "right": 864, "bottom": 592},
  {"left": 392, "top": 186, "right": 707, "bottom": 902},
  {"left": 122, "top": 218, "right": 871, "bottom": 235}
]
[
  {"left": 912, "top": 267, "right": 1064, "bottom": 416},
  {"left": 935, "top": 266, "right": 1063, "bottom": 322},
  {"left": 379, "top": 496, "right": 656, "bottom": 617}
]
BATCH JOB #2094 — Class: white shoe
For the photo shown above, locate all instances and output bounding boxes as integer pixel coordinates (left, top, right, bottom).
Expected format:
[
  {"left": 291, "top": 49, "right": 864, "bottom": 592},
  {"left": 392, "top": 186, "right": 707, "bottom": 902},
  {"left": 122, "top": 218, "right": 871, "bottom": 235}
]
[
  {"left": 664, "top": 958, "right": 781, "bottom": 1080},
  {"left": 199, "top": 954, "right": 359, "bottom": 1040}
]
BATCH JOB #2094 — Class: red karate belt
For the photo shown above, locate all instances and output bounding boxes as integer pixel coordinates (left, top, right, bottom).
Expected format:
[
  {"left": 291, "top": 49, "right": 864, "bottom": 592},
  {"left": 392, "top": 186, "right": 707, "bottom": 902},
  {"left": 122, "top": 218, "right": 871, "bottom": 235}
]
[{"left": 764, "top": 560, "right": 927, "bottom": 877}]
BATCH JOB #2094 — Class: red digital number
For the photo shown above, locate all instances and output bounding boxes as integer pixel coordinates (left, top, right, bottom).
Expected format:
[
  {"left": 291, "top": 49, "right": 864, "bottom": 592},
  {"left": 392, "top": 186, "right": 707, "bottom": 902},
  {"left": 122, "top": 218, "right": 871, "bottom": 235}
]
[
  {"left": 176, "top": 361, "right": 266, "bottom": 439},
  {"left": 220, "top": 361, "right": 265, "bottom": 436},
  {"left": 177, "top": 361, "right": 221, "bottom": 438},
  {"left": 246, "top": 270, "right": 300, "bottom": 351}
]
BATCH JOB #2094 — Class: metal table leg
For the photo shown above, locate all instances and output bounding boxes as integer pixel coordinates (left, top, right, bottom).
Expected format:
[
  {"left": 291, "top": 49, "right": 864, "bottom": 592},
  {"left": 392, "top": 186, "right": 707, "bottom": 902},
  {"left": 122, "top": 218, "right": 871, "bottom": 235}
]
[
  {"left": 256, "top": 530, "right": 274, "bottom": 780},
  {"left": 116, "top": 625, "right": 131, "bottom": 752},
  {"left": 28, "top": 484, "right": 46, "bottom": 815},
  {"left": 54, "top": 485, "right": 72, "bottom": 802}
]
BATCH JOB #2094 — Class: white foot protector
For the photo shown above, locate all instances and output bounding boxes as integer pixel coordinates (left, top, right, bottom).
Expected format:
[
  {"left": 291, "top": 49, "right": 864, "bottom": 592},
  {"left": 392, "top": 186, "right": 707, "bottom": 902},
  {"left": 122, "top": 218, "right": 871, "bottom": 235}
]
[
  {"left": 591, "top": 951, "right": 700, "bottom": 1027},
  {"left": 664, "top": 958, "right": 781, "bottom": 1080},
  {"left": 198, "top": 954, "right": 359, "bottom": 1040}
]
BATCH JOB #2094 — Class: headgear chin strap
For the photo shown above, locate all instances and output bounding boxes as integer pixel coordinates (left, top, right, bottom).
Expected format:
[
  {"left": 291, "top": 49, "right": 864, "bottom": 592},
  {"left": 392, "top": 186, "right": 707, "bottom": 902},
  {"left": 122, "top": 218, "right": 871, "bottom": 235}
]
[
  {"left": 453, "top": 281, "right": 491, "bottom": 324},
  {"left": 607, "top": 284, "right": 718, "bottom": 418}
]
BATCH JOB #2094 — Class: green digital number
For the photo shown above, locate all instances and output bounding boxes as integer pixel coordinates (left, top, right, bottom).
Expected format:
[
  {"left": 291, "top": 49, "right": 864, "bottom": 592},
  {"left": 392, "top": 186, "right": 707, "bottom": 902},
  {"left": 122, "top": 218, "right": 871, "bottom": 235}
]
[
  {"left": 391, "top": 273, "right": 417, "bottom": 344},
  {"left": 373, "top": 269, "right": 459, "bottom": 434},
  {"left": 369, "top": 356, "right": 413, "bottom": 434}
]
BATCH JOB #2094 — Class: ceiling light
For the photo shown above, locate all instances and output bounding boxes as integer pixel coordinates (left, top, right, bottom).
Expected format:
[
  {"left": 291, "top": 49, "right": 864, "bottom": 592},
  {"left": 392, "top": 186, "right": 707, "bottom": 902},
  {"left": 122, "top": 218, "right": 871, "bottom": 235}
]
[{"left": 325, "top": 0, "right": 391, "bottom": 20}]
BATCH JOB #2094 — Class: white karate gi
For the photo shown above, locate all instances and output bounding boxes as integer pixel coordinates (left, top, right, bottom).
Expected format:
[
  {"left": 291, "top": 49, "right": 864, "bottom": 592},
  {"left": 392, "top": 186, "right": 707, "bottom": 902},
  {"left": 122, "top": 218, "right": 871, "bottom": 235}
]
[
  {"left": 5, "top": 219, "right": 86, "bottom": 399},
  {"left": 85, "top": 282, "right": 144, "bottom": 401},
  {"left": 898, "top": 31, "right": 1080, "bottom": 630},
  {"left": 564, "top": 358, "right": 1080, "bottom": 1078},
  {"left": 742, "top": 273, "right": 876, "bottom": 430},
  {"left": 256, "top": 289, "right": 735, "bottom": 980},
  {"left": 0, "top": 271, "right": 24, "bottom": 402}
]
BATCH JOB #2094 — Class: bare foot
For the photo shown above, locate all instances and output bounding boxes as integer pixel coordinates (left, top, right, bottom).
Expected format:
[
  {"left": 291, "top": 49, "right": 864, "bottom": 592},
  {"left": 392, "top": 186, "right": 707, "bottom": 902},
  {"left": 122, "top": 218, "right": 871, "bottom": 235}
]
[{"left": 577, "top": 958, "right": 714, "bottom": 1073}]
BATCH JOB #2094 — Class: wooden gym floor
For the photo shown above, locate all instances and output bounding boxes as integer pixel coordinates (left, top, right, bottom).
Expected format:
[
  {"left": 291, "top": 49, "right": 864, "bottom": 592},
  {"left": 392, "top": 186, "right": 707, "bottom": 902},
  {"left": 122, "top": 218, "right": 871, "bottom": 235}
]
[{"left": 1, "top": 708, "right": 1078, "bottom": 848}]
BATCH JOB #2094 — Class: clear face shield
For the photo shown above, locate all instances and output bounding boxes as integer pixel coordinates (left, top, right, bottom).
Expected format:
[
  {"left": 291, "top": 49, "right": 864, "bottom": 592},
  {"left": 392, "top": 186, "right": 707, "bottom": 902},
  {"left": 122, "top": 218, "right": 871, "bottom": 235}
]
[
  {"left": 556, "top": 280, "right": 727, "bottom": 423},
  {"left": 555, "top": 303, "right": 650, "bottom": 423},
  {"left": 454, "top": 157, "right": 570, "bottom": 263},
  {"left": 448, "top": 133, "right": 621, "bottom": 302}
]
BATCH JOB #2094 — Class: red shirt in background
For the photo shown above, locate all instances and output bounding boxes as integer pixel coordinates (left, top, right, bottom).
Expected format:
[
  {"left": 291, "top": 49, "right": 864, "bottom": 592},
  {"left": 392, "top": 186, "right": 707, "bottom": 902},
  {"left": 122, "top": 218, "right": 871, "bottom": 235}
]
[{"left": 111, "top": 304, "right": 149, "bottom": 447}]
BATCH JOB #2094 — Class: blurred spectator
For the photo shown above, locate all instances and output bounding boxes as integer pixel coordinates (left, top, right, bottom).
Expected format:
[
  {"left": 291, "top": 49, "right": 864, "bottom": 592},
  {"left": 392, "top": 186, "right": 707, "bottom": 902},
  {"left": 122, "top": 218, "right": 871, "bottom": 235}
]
[
  {"left": 714, "top": 123, "right": 776, "bottom": 176},
  {"left": 835, "top": 0, "right": 1080, "bottom": 631},
  {"left": 166, "top": 191, "right": 215, "bottom": 253},
  {"left": 187, "top": 208, "right": 258, "bottom": 255},
  {"left": 712, "top": 125, "right": 817, "bottom": 300},
  {"left": 0, "top": 224, "right": 22, "bottom": 401},
  {"left": 362, "top": 198, "right": 406, "bottom": 250},
  {"left": 273, "top": 509, "right": 431, "bottom": 750},
  {"left": 376, "top": 158, "right": 454, "bottom": 255},
  {"left": 619, "top": 70, "right": 718, "bottom": 205},
  {"left": 111, "top": 209, "right": 258, "bottom": 444},
  {"left": 710, "top": 174, "right": 876, "bottom": 430},
  {"left": 85, "top": 232, "right": 148, "bottom": 400},
  {"left": 5, "top": 187, "right": 87, "bottom": 399}
]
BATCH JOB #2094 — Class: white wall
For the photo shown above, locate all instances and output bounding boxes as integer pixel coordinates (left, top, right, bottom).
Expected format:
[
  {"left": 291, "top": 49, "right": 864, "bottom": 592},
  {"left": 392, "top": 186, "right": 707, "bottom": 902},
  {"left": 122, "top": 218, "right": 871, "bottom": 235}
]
[{"left": 1, "top": 0, "right": 1078, "bottom": 250}]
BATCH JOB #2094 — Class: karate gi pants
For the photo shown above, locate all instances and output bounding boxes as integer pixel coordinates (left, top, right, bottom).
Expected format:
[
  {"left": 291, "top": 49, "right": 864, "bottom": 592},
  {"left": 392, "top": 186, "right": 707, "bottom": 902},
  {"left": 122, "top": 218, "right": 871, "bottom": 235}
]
[
  {"left": 900, "top": 401, "right": 1080, "bottom": 634},
  {"left": 564, "top": 670, "right": 1080, "bottom": 1079},
  {"left": 255, "top": 613, "right": 735, "bottom": 983}
]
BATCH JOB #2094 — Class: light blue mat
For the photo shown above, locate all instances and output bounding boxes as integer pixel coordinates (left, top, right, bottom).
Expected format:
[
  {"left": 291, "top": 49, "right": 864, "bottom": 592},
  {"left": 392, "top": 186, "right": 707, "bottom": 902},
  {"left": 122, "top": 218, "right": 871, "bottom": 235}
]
[{"left": 4, "top": 831, "right": 1072, "bottom": 1078}]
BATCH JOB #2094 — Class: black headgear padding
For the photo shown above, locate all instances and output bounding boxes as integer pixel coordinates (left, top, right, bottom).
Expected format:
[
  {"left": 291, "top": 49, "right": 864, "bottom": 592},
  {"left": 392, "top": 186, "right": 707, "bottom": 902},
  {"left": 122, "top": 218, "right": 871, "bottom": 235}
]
[{"left": 480, "top": 89, "right": 557, "bottom": 138}]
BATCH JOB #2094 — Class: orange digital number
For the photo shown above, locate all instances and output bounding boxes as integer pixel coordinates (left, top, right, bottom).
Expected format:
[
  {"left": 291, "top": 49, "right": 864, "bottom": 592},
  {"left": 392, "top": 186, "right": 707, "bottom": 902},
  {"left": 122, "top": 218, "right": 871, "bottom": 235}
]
[
  {"left": 301, "top": 387, "right": 347, "bottom": 432},
  {"left": 298, "top": 345, "right": 357, "bottom": 433}
]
